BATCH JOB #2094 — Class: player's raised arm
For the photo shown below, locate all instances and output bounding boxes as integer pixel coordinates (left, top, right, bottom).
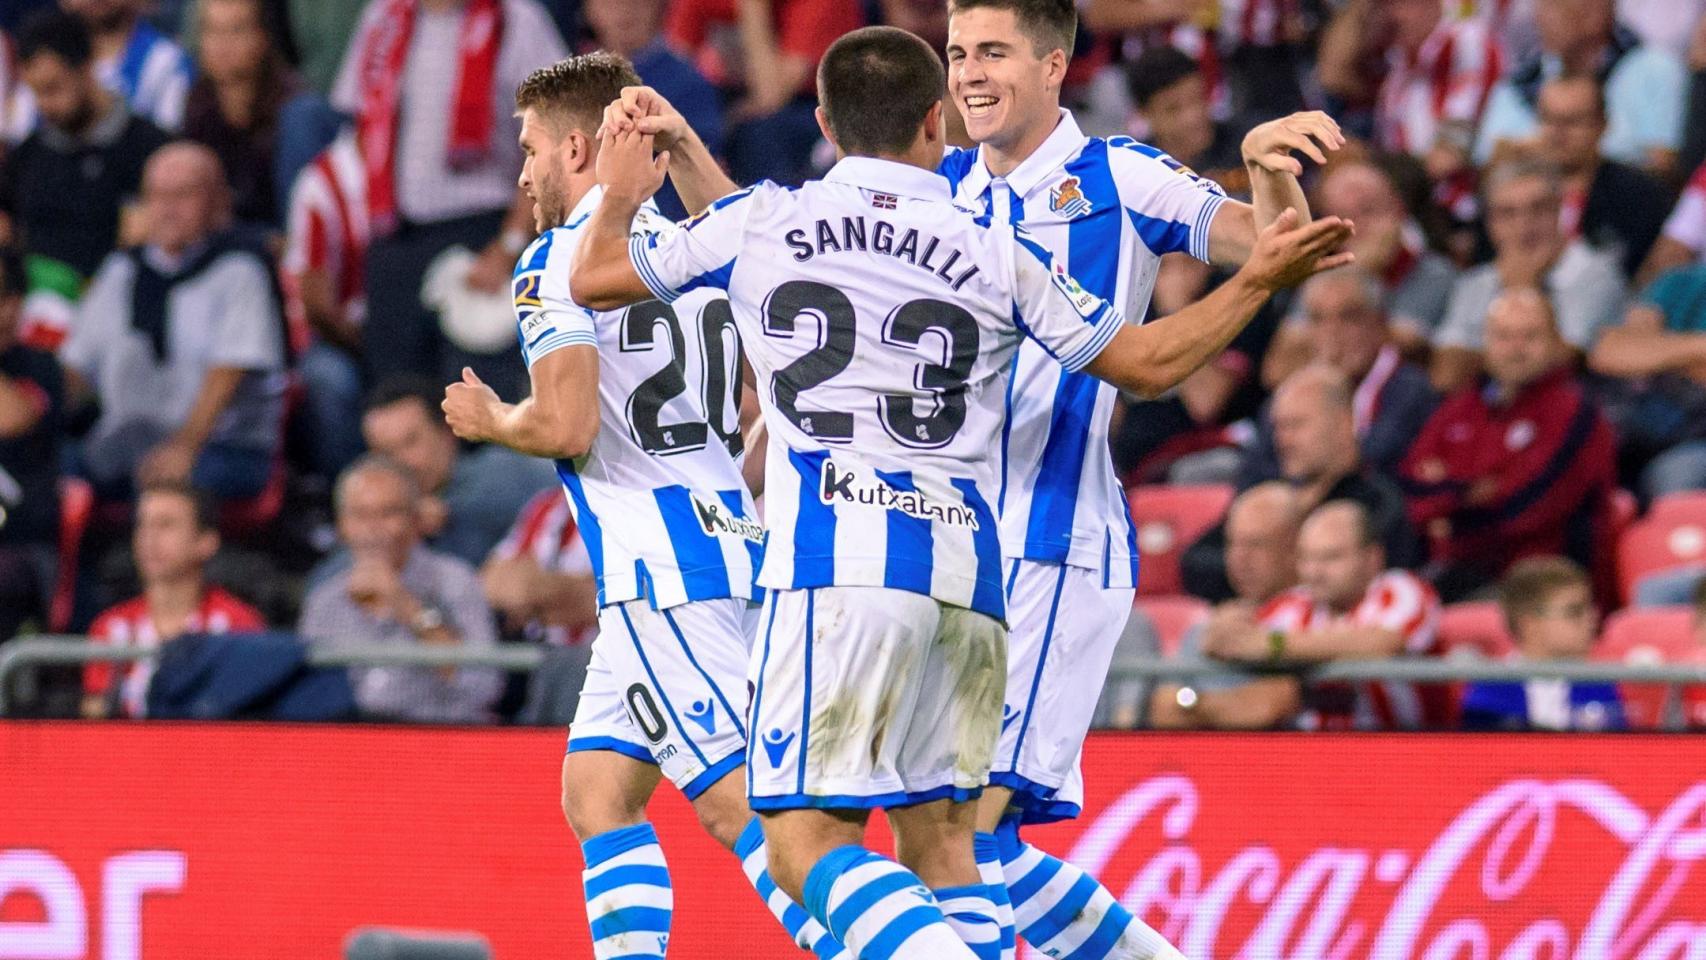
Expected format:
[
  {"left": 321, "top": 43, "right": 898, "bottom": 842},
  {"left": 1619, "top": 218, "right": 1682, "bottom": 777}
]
[
  {"left": 601, "top": 86, "right": 739, "bottom": 216},
  {"left": 1204, "top": 112, "right": 1347, "bottom": 265},
  {"left": 1080, "top": 210, "right": 1355, "bottom": 397},
  {"left": 568, "top": 127, "right": 670, "bottom": 311}
]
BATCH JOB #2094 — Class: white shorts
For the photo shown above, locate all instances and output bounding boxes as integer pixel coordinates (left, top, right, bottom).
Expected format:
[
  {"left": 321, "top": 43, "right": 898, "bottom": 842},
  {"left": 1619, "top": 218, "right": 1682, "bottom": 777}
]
[
  {"left": 746, "top": 586, "right": 1007, "bottom": 811},
  {"left": 566, "top": 597, "right": 753, "bottom": 800},
  {"left": 993, "top": 558, "right": 1134, "bottom": 823}
]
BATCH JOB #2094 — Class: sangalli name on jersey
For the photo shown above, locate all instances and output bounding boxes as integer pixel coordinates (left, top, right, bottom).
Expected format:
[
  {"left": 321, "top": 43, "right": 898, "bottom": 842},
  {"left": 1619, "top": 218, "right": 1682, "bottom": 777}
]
[
  {"left": 784, "top": 217, "right": 982, "bottom": 291},
  {"left": 818, "top": 459, "right": 981, "bottom": 529}
]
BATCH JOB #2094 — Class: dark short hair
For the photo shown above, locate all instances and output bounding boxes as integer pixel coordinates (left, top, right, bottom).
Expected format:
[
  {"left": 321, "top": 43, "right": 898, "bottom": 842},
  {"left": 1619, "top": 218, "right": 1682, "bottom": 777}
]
[
  {"left": 515, "top": 52, "right": 642, "bottom": 136},
  {"left": 363, "top": 374, "right": 448, "bottom": 426},
  {"left": 818, "top": 27, "right": 945, "bottom": 157},
  {"left": 0, "top": 247, "right": 24, "bottom": 301},
  {"left": 1499, "top": 556, "right": 1590, "bottom": 635},
  {"left": 139, "top": 480, "right": 219, "bottom": 533},
  {"left": 1125, "top": 46, "right": 1202, "bottom": 107},
  {"left": 17, "top": 9, "right": 93, "bottom": 68},
  {"left": 948, "top": 0, "right": 1077, "bottom": 57}
]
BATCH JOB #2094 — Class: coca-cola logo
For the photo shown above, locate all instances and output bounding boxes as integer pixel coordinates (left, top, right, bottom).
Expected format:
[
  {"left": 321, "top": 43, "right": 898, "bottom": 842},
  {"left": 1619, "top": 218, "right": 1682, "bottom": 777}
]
[{"left": 1049, "top": 776, "right": 1706, "bottom": 960}]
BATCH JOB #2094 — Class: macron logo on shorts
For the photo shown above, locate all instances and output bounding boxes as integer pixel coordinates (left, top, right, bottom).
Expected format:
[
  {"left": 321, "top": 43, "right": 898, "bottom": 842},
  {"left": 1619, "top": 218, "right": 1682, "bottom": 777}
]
[
  {"left": 818, "top": 459, "right": 981, "bottom": 529},
  {"left": 762, "top": 728, "right": 796, "bottom": 767},
  {"left": 685, "top": 699, "right": 717, "bottom": 736}
]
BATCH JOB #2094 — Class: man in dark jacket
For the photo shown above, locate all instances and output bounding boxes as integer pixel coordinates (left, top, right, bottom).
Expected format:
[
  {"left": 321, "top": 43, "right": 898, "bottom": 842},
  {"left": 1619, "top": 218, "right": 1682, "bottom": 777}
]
[
  {"left": 1241, "top": 268, "right": 1439, "bottom": 485},
  {"left": 1402, "top": 289, "right": 1617, "bottom": 603}
]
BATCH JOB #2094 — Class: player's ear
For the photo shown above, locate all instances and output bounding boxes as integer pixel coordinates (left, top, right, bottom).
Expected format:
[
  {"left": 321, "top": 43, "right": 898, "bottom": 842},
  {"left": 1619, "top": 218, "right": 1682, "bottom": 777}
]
[
  {"left": 813, "top": 106, "right": 840, "bottom": 156},
  {"left": 1046, "top": 46, "right": 1069, "bottom": 91},
  {"left": 565, "top": 129, "right": 592, "bottom": 175},
  {"left": 922, "top": 100, "right": 945, "bottom": 146}
]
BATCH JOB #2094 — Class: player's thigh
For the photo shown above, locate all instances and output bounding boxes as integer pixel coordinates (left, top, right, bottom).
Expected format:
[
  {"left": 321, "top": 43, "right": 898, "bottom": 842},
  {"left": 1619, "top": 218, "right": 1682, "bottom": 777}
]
[
  {"left": 747, "top": 586, "right": 947, "bottom": 808},
  {"left": 995, "top": 560, "right": 1134, "bottom": 786},
  {"left": 900, "top": 603, "right": 1007, "bottom": 796},
  {"left": 562, "top": 635, "right": 663, "bottom": 835},
  {"left": 598, "top": 598, "right": 751, "bottom": 802}
]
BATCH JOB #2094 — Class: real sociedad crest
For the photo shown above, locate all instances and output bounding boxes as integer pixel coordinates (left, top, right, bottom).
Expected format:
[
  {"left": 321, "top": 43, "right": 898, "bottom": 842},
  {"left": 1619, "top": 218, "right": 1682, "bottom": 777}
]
[{"left": 1050, "top": 175, "right": 1092, "bottom": 219}]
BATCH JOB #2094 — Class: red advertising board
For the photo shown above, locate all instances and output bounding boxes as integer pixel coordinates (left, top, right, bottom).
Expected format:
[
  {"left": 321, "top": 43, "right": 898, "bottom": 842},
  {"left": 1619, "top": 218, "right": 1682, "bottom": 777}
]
[{"left": 3, "top": 724, "right": 1703, "bottom": 959}]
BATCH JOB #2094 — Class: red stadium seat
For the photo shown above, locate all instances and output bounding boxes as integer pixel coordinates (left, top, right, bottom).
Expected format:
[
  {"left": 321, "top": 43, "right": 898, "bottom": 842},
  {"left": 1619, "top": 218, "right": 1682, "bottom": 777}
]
[
  {"left": 1592, "top": 607, "right": 1701, "bottom": 729},
  {"left": 1436, "top": 601, "right": 1517, "bottom": 660},
  {"left": 1616, "top": 516, "right": 1706, "bottom": 605},
  {"left": 1128, "top": 484, "right": 1234, "bottom": 596},
  {"left": 50, "top": 477, "right": 94, "bottom": 632},
  {"left": 1649, "top": 490, "right": 1706, "bottom": 526},
  {"left": 1135, "top": 595, "right": 1211, "bottom": 657}
]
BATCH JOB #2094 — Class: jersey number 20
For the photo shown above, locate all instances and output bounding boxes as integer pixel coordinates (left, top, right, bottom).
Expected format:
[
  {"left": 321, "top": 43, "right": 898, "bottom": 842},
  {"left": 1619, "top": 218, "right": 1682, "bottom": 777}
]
[{"left": 620, "top": 300, "right": 744, "bottom": 458}]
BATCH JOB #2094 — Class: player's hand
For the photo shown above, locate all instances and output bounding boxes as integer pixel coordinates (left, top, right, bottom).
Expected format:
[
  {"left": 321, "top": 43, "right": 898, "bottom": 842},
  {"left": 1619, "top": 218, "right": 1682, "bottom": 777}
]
[
  {"left": 600, "top": 86, "right": 690, "bottom": 152},
  {"left": 1239, "top": 209, "right": 1356, "bottom": 292},
  {"left": 1241, "top": 111, "right": 1345, "bottom": 176},
  {"left": 596, "top": 127, "right": 669, "bottom": 209},
  {"left": 442, "top": 367, "right": 500, "bottom": 443},
  {"left": 348, "top": 553, "right": 408, "bottom": 619}
]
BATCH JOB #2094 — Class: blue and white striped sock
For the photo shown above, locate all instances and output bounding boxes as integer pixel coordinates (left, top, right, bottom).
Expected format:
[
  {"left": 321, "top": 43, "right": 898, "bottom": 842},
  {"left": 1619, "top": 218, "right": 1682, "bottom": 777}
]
[
  {"left": 581, "top": 823, "right": 672, "bottom": 959},
  {"left": 802, "top": 846, "right": 979, "bottom": 960},
  {"left": 974, "top": 832, "right": 1017, "bottom": 960},
  {"left": 735, "top": 818, "right": 846, "bottom": 958},
  {"left": 935, "top": 884, "right": 1003, "bottom": 960},
  {"left": 996, "top": 821, "right": 1182, "bottom": 960}
]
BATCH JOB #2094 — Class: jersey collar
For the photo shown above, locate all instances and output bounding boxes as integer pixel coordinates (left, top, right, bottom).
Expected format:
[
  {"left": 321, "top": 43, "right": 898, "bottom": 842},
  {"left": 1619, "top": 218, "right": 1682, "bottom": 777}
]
[
  {"left": 960, "top": 109, "right": 1087, "bottom": 202},
  {"left": 824, "top": 156, "right": 952, "bottom": 201}
]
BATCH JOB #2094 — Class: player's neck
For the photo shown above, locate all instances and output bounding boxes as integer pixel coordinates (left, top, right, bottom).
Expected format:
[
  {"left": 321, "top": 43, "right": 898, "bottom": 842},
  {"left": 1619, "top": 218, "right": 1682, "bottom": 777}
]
[
  {"left": 980, "top": 110, "right": 1064, "bottom": 179},
  {"left": 145, "top": 575, "right": 204, "bottom": 623}
]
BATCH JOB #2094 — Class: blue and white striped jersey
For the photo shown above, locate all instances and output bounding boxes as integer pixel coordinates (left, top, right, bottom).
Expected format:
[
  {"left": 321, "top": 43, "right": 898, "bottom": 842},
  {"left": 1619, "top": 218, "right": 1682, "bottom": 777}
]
[
  {"left": 629, "top": 157, "right": 1127, "bottom": 620},
  {"left": 515, "top": 186, "right": 762, "bottom": 610},
  {"left": 941, "top": 111, "right": 1229, "bottom": 588}
]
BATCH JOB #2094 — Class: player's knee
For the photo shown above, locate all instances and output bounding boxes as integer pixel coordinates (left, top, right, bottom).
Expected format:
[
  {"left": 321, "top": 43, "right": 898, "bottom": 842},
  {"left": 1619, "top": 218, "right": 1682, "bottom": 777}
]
[
  {"left": 560, "top": 772, "right": 647, "bottom": 842},
  {"left": 689, "top": 772, "right": 752, "bottom": 850}
]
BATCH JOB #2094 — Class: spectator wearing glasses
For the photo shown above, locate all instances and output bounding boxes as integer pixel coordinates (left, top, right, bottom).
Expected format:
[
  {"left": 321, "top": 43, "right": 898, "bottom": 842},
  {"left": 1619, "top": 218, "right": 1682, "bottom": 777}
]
[
  {"left": 1430, "top": 159, "right": 1626, "bottom": 392},
  {"left": 1460, "top": 556, "right": 1624, "bottom": 731},
  {"left": 299, "top": 454, "right": 503, "bottom": 724},
  {"left": 1527, "top": 73, "right": 1671, "bottom": 279}
]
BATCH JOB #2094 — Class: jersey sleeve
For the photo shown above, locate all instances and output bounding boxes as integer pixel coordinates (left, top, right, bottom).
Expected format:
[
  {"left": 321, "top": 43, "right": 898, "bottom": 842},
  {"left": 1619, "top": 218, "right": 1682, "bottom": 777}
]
[
  {"left": 514, "top": 231, "right": 597, "bottom": 369},
  {"left": 628, "top": 185, "right": 761, "bottom": 303},
  {"left": 1106, "top": 138, "right": 1229, "bottom": 263},
  {"left": 1009, "top": 226, "right": 1127, "bottom": 373},
  {"left": 1359, "top": 573, "right": 1438, "bottom": 653}
]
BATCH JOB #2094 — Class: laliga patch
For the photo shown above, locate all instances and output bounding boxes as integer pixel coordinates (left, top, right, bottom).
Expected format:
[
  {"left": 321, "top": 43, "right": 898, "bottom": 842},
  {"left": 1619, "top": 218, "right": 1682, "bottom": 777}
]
[
  {"left": 1050, "top": 175, "right": 1092, "bottom": 219},
  {"left": 513, "top": 273, "right": 549, "bottom": 340},
  {"left": 1050, "top": 262, "right": 1101, "bottom": 318}
]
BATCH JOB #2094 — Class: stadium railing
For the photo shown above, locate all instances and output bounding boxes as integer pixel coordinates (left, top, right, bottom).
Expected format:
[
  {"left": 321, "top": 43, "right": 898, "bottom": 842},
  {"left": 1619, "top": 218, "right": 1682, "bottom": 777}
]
[{"left": 3, "top": 635, "right": 1704, "bottom": 727}]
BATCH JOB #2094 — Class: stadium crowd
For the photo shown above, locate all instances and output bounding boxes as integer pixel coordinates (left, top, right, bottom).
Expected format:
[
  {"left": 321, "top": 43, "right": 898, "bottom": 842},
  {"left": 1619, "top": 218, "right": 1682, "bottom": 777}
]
[{"left": 1, "top": 0, "right": 1705, "bottom": 730}]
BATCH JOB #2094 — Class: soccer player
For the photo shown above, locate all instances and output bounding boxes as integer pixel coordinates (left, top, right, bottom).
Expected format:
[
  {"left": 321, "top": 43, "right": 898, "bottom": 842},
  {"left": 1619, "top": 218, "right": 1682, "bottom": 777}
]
[
  {"left": 439, "top": 54, "right": 832, "bottom": 960},
  {"left": 573, "top": 26, "right": 1350, "bottom": 960}
]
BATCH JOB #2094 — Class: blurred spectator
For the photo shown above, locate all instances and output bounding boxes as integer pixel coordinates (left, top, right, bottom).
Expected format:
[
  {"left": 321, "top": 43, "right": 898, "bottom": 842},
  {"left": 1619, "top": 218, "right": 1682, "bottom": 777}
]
[
  {"left": 0, "top": 11, "right": 169, "bottom": 286},
  {"left": 1092, "top": 606, "right": 1163, "bottom": 730},
  {"left": 63, "top": 0, "right": 193, "bottom": 132},
  {"left": 1126, "top": 46, "right": 1247, "bottom": 190},
  {"left": 1476, "top": 0, "right": 1686, "bottom": 179},
  {"left": 1432, "top": 159, "right": 1626, "bottom": 392},
  {"left": 1151, "top": 482, "right": 1306, "bottom": 730},
  {"left": 1640, "top": 159, "right": 1706, "bottom": 286},
  {"left": 1589, "top": 264, "right": 1706, "bottom": 497},
  {"left": 481, "top": 488, "right": 597, "bottom": 647},
  {"left": 1319, "top": 0, "right": 1502, "bottom": 182},
  {"left": 300, "top": 454, "right": 503, "bottom": 724},
  {"left": 0, "top": 246, "right": 63, "bottom": 640},
  {"left": 81, "top": 481, "right": 266, "bottom": 719},
  {"left": 359, "top": 376, "right": 556, "bottom": 568},
  {"left": 1253, "top": 269, "right": 1439, "bottom": 478},
  {"left": 1184, "top": 364, "right": 1418, "bottom": 602},
  {"left": 1460, "top": 556, "right": 1625, "bottom": 730},
  {"left": 1213, "top": 499, "right": 1442, "bottom": 730},
  {"left": 1618, "top": 0, "right": 1706, "bottom": 62},
  {"left": 62, "top": 142, "right": 287, "bottom": 502},
  {"left": 1311, "top": 159, "right": 1459, "bottom": 354},
  {"left": 1530, "top": 74, "right": 1671, "bottom": 278},
  {"left": 665, "top": 0, "right": 864, "bottom": 186},
  {"left": 182, "top": 0, "right": 338, "bottom": 230},
  {"left": 281, "top": 130, "right": 369, "bottom": 480},
  {"left": 582, "top": 0, "right": 721, "bottom": 219},
  {"left": 285, "top": 0, "right": 367, "bottom": 94},
  {"left": 331, "top": 0, "right": 567, "bottom": 397},
  {"left": 1403, "top": 289, "right": 1617, "bottom": 603}
]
